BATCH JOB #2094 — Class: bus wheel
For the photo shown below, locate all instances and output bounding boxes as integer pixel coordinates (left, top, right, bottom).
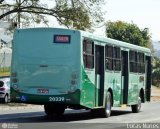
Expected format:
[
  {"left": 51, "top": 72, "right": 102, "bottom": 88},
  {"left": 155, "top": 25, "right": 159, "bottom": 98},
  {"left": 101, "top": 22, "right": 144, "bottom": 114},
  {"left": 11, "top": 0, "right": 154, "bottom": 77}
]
[
  {"left": 101, "top": 92, "right": 112, "bottom": 118},
  {"left": 44, "top": 104, "right": 55, "bottom": 115},
  {"left": 3, "top": 95, "right": 8, "bottom": 103},
  {"left": 131, "top": 96, "right": 141, "bottom": 113},
  {"left": 44, "top": 104, "right": 65, "bottom": 116},
  {"left": 105, "top": 92, "right": 112, "bottom": 117},
  {"left": 54, "top": 106, "right": 65, "bottom": 115}
]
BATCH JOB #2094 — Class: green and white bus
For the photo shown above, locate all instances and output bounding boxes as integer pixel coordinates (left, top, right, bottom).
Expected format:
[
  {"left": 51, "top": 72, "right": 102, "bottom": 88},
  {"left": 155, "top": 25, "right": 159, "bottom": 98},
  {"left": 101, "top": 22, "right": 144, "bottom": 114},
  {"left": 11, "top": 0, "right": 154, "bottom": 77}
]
[{"left": 11, "top": 28, "right": 151, "bottom": 117}]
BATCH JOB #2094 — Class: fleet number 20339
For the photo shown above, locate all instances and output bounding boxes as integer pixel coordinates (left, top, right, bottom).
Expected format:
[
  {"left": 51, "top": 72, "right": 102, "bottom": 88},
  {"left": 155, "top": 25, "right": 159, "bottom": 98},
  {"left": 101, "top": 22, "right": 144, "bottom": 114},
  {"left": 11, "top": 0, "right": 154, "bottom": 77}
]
[{"left": 49, "top": 97, "right": 65, "bottom": 102}]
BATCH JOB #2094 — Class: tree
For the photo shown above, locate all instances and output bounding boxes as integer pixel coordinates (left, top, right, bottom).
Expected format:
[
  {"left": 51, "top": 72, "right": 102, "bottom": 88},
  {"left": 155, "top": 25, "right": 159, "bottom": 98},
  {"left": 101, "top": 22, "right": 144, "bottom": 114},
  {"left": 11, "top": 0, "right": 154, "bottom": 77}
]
[
  {"left": 105, "top": 21, "right": 151, "bottom": 47},
  {"left": 0, "top": 0, "right": 4, "bottom": 4},
  {"left": 152, "top": 57, "right": 160, "bottom": 87},
  {"left": 0, "top": 0, "right": 105, "bottom": 30}
]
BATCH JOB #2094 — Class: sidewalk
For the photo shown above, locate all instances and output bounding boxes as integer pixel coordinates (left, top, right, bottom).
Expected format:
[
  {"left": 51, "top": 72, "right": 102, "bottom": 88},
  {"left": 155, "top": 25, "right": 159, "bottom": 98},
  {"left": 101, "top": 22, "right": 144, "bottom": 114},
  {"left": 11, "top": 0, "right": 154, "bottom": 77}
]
[
  {"left": 0, "top": 103, "right": 43, "bottom": 111},
  {"left": 151, "top": 86, "right": 160, "bottom": 102}
]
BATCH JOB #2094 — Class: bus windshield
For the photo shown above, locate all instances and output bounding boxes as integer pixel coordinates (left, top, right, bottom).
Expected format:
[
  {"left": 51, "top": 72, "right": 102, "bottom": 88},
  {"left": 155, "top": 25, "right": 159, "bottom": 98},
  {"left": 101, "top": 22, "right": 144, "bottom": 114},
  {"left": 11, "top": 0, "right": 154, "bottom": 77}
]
[{"left": 16, "top": 29, "right": 74, "bottom": 60}]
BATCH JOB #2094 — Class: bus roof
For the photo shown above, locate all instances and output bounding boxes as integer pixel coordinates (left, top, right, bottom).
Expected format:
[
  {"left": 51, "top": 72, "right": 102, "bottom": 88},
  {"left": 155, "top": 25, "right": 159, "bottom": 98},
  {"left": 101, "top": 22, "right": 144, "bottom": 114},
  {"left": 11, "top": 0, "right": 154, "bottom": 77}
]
[
  {"left": 14, "top": 27, "right": 151, "bottom": 54},
  {"left": 79, "top": 30, "right": 151, "bottom": 54}
]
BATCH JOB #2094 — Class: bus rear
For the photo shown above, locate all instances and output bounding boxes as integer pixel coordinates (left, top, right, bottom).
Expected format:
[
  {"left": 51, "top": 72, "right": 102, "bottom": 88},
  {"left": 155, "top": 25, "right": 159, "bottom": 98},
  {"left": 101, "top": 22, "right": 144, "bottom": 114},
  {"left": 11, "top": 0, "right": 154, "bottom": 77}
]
[{"left": 11, "top": 28, "right": 81, "bottom": 114}]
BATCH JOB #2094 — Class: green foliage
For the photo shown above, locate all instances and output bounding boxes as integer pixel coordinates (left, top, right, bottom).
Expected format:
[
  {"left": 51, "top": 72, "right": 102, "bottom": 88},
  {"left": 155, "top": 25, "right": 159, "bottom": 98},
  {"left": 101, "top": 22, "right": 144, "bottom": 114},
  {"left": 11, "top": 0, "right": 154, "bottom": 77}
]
[
  {"left": 0, "top": 0, "right": 105, "bottom": 30},
  {"left": 105, "top": 21, "right": 151, "bottom": 47},
  {"left": 152, "top": 57, "right": 160, "bottom": 87},
  {"left": 54, "top": 1, "right": 91, "bottom": 30},
  {"left": 54, "top": 0, "right": 104, "bottom": 30}
]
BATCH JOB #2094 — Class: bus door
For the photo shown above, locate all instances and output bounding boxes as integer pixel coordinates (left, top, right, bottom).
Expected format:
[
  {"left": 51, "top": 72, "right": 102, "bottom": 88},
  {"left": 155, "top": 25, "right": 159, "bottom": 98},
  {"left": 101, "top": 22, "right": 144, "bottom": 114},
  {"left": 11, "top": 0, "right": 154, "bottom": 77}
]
[
  {"left": 145, "top": 56, "right": 151, "bottom": 101},
  {"left": 95, "top": 45, "right": 104, "bottom": 107},
  {"left": 121, "top": 51, "right": 129, "bottom": 104}
]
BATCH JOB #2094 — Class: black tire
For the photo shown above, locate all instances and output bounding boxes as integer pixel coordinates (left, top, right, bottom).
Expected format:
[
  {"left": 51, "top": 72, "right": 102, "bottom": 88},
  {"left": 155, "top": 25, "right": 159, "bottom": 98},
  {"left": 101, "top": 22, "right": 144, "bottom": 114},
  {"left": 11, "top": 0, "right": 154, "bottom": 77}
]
[
  {"left": 55, "top": 106, "right": 65, "bottom": 115},
  {"left": 44, "top": 104, "right": 65, "bottom": 116},
  {"left": 3, "top": 95, "right": 8, "bottom": 103},
  {"left": 44, "top": 104, "right": 55, "bottom": 116},
  {"left": 101, "top": 92, "right": 112, "bottom": 118},
  {"left": 131, "top": 96, "right": 141, "bottom": 113},
  {"left": 90, "top": 109, "right": 99, "bottom": 117}
]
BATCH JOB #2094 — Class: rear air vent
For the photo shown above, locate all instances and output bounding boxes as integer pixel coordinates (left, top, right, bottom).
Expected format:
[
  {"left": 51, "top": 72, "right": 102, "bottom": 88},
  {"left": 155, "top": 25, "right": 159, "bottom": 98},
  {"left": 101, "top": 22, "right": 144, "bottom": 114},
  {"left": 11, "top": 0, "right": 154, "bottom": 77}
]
[{"left": 40, "top": 65, "right": 48, "bottom": 67}]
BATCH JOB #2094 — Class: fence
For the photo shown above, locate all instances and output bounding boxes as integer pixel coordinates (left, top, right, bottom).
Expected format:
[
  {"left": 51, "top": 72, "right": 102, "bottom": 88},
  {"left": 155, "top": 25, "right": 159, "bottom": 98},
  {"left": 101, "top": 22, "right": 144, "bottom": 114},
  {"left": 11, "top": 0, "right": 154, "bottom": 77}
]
[{"left": 0, "top": 52, "right": 11, "bottom": 76}]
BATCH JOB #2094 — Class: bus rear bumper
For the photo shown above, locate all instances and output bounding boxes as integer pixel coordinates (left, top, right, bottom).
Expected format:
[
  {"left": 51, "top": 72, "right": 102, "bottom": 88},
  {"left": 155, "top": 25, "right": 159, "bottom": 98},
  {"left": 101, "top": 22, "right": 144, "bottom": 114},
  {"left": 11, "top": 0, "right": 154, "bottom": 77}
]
[{"left": 10, "top": 88, "right": 80, "bottom": 105}]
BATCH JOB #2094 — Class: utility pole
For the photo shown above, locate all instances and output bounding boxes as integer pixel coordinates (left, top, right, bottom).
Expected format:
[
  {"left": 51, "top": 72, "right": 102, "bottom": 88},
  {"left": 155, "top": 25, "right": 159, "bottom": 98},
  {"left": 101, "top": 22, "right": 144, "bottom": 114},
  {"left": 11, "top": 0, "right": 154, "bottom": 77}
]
[
  {"left": 71, "top": 0, "right": 74, "bottom": 28},
  {"left": 17, "top": 0, "right": 21, "bottom": 28}
]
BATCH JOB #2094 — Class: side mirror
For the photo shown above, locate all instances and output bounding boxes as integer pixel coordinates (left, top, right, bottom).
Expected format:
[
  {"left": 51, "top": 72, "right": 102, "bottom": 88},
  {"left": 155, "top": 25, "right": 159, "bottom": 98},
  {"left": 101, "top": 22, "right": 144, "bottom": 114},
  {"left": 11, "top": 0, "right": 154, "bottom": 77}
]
[{"left": 0, "top": 81, "right": 4, "bottom": 87}]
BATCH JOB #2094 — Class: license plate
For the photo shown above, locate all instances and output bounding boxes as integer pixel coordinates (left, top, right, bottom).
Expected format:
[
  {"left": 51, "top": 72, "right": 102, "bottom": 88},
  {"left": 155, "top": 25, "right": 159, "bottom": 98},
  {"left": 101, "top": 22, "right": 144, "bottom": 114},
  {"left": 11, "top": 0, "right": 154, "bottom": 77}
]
[{"left": 37, "top": 88, "right": 49, "bottom": 94}]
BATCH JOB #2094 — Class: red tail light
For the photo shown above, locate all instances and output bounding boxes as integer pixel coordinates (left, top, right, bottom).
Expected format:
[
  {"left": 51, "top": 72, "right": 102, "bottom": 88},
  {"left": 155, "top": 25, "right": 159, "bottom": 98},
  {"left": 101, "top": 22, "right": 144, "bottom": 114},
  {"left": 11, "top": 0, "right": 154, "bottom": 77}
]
[{"left": 0, "top": 87, "right": 5, "bottom": 91}]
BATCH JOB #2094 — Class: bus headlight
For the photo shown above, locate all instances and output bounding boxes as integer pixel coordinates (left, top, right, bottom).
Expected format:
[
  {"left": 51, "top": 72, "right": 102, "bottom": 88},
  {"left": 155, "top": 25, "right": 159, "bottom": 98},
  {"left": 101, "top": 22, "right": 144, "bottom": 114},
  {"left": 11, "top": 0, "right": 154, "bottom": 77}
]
[
  {"left": 68, "top": 72, "right": 78, "bottom": 93},
  {"left": 71, "top": 80, "right": 77, "bottom": 85},
  {"left": 12, "top": 84, "right": 18, "bottom": 89}
]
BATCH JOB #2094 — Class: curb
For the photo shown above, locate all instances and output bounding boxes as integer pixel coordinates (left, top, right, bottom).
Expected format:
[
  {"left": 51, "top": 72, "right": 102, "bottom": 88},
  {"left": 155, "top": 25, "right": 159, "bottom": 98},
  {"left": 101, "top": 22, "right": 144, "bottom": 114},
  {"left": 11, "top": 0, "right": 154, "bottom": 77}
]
[{"left": 0, "top": 104, "right": 43, "bottom": 111}]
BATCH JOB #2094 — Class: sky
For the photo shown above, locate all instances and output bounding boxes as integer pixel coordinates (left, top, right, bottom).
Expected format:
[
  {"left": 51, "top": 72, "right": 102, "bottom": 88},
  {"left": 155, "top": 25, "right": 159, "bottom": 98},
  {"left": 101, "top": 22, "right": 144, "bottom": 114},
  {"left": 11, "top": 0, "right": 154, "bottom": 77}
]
[
  {"left": 46, "top": 0, "right": 160, "bottom": 41},
  {"left": 1, "top": 0, "right": 160, "bottom": 41},
  {"left": 99, "top": 0, "right": 160, "bottom": 41}
]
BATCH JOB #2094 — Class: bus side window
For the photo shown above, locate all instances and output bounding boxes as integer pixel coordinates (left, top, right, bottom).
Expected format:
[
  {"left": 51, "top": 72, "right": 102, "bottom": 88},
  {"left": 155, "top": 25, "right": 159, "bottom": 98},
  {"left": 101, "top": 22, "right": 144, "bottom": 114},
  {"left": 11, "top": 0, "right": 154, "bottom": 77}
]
[
  {"left": 105, "top": 45, "right": 113, "bottom": 70},
  {"left": 83, "top": 39, "right": 94, "bottom": 69},
  {"left": 129, "top": 51, "right": 137, "bottom": 73},
  {"left": 137, "top": 53, "right": 145, "bottom": 73},
  {"left": 113, "top": 47, "right": 121, "bottom": 71}
]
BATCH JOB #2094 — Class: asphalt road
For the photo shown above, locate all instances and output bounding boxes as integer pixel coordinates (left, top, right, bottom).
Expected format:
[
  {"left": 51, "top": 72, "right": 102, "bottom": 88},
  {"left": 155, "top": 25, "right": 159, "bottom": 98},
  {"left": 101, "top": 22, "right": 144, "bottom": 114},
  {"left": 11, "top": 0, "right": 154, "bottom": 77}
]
[{"left": 0, "top": 102, "right": 160, "bottom": 129}]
